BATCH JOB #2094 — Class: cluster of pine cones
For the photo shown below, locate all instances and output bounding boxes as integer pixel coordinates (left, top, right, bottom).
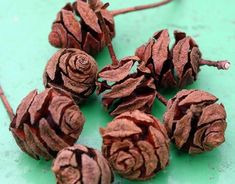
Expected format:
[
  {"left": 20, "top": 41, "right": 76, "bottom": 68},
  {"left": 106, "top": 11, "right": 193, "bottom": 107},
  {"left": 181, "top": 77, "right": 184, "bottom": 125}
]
[{"left": 0, "top": 0, "right": 230, "bottom": 184}]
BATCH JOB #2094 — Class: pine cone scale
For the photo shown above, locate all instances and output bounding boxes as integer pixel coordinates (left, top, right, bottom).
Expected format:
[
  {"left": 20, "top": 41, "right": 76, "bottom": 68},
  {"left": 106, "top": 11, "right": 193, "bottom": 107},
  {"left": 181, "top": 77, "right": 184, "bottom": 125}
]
[
  {"left": 198, "top": 103, "right": 226, "bottom": 126},
  {"left": 83, "top": 32, "right": 101, "bottom": 55},
  {"left": 103, "top": 75, "right": 144, "bottom": 99},
  {"left": 39, "top": 118, "right": 70, "bottom": 152},
  {"left": 137, "top": 140, "right": 158, "bottom": 176},
  {"left": 143, "top": 40, "right": 154, "bottom": 63},
  {"left": 149, "top": 126, "right": 170, "bottom": 167},
  {"left": 61, "top": 9, "right": 82, "bottom": 42},
  {"left": 28, "top": 89, "right": 52, "bottom": 124},
  {"left": 14, "top": 90, "right": 37, "bottom": 128},
  {"left": 190, "top": 47, "right": 201, "bottom": 75},
  {"left": 152, "top": 29, "right": 170, "bottom": 76},
  {"left": 172, "top": 37, "right": 191, "bottom": 79},
  {"left": 82, "top": 154, "right": 101, "bottom": 184},
  {"left": 109, "top": 93, "right": 156, "bottom": 116},
  {"left": 50, "top": 23, "right": 68, "bottom": 48},
  {"left": 76, "top": 1, "right": 102, "bottom": 34},
  {"left": 203, "top": 121, "right": 226, "bottom": 148},
  {"left": 173, "top": 112, "right": 192, "bottom": 148},
  {"left": 48, "top": 95, "right": 73, "bottom": 125},
  {"left": 193, "top": 125, "right": 209, "bottom": 149},
  {"left": 178, "top": 68, "right": 194, "bottom": 88},
  {"left": 98, "top": 60, "right": 133, "bottom": 82},
  {"left": 23, "top": 124, "right": 53, "bottom": 160},
  {"left": 178, "top": 90, "right": 217, "bottom": 107},
  {"left": 12, "top": 129, "right": 39, "bottom": 159},
  {"left": 110, "top": 140, "right": 134, "bottom": 155}
]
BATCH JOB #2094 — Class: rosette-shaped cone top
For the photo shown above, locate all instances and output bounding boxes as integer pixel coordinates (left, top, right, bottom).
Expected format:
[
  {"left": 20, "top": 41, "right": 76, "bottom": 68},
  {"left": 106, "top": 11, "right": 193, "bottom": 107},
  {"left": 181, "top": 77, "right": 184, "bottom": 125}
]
[
  {"left": 136, "top": 29, "right": 230, "bottom": 89},
  {"left": 163, "top": 89, "right": 227, "bottom": 154},
  {"left": 43, "top": 49, "right": 98, "bottom": 103},
  {"left": 52, "top": 144, "right": 114, "bottom": 184},
  {"left": 49, "top": 0, "right": 115, "bottom": 55},
  {"left": 97, "top": 56, "right": 157, "bottom": 116},
  {"left": 100, "top": 110, "right": 170, "bottom": 180},
  {"left": 10, "top": 88, "right": 85, "bottom": 160}
]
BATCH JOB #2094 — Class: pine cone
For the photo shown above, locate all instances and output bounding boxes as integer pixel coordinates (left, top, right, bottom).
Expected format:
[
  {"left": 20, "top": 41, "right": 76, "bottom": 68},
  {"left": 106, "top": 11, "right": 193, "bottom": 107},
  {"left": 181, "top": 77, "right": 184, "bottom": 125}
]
[
  {"left": 49, "top": 0, "right": 115, "bottom": 56},
  {"left": 10, "top": 88, "right": 85, "bottom": 160},
  {"left": 43, "top": 48, "right": 98, "bottom": 104},
  {"left": 96, "top": 56, "right": 157, "bottom": 116},
  {"left": 100, "top": 110, "right": 170, "bottom": 180},
  {"left": 136, "top": 29, "right": 204, "bottom": 88},
  {"left": 163, "top": 89, "right": 227, "bottom": 154},
  {"left": 52, "top": 144, "right": 114, "bottom": 184}
]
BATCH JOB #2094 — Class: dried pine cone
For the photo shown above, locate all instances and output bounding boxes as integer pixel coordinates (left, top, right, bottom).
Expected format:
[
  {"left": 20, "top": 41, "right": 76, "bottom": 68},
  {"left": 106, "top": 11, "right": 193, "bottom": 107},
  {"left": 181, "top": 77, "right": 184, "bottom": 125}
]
[
  {"left": 100, "top": 110, "right": 170, "bottom": 180},
  {"left": 163, "top": 89, "right": 227, "bottom": 154},
  {"left": 49, "top": 0, "right": 115, "bottom": 56},
  {"left": 10, "top": 88, "right": 85, "bottom": 160},
  {"left": 96, "top": 56, "right": 157, "bottom": 116},
  {"left": 52, "top": 144, "right": 114, "bottom": 184},
  {"left": 43, "top": 48, "right": 98, "bottom": 103},
  {"left": 136, "top": 29, "right": 230, "bottom": 89}
]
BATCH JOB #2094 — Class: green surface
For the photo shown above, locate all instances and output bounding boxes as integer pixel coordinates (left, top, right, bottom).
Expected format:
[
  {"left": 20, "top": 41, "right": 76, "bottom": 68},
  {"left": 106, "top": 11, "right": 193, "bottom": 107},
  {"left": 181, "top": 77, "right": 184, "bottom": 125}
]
[{"left": 0, "top": 0, "right": 234, "bottom": 183}]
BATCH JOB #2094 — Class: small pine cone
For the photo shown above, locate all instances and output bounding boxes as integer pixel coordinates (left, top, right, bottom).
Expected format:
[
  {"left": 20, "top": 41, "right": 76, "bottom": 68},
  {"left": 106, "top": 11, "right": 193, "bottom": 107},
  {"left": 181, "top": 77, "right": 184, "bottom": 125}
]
[
  {"left": 100, "top": 110, "right": 170, "bottom": 180},
  {"left": 163, "top": 89, "right": 227, "bottom": 154},
  {"left": 52, "top": 144, "right": 114, "bottom": 184},
  {"left": 135, "top": 29, "right": 201, "bottom": 88},
  {"left": 96, "top": 56, "right": 157, "bottom": 116},
  {"left": 49, "top": 0, "right": 115, "bottom": 56},
  {"left": 10, "top": 88, "right": 85, "bottom": 160},
  {"left": 43, "top": 48, "right": 98, "bottom": 104}
]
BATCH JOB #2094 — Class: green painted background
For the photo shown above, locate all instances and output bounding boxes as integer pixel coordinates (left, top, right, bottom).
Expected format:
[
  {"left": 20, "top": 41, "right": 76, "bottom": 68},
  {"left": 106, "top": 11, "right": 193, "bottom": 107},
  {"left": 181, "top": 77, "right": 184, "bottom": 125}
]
[{"left": 0, "top": 0, "right": 235, "bottom": 183}]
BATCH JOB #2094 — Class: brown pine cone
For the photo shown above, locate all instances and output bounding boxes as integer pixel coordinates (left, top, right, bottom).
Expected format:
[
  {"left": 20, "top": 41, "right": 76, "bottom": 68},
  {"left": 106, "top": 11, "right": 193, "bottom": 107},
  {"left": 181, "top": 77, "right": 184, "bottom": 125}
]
[
  {"left": 10, "top": 88, "right": 85, "bottom": 160},
  {"left": 96, "top": 56, "right": 157, "bottom": 116},
  {"left": 100, "top": 110, "right": 170, "bottom": 180},
  {"left": 136, "top": 29, "right": 229, "bottom": 89},
  {"left": 49, "top": 0, "right": 115, "bottom": 56},
  {"left": 52, "top": 144, "right": 114, "bottom": 184},
  {"left": 43, "top": 48, "right": 98, "bottom": 104},
  {"left": 163, "top": 89, "right": 227, "bottom": 154}
]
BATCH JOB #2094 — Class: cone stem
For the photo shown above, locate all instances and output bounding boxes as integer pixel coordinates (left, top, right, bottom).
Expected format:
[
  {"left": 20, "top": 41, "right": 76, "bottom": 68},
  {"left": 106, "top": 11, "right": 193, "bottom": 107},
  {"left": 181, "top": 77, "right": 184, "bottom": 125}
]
[
  {"left": 111, "top": 0, "right": 173, "bottom": 16},
  {"left": 96, "top": 4, "right": 119, "bottom": 66},
  {"left": 0, "top": 86, "right": 15, "bottom": 121},
  {"left": 199, "top": 59, "right": 230, "bottom": 70},
  {"left": 156, "top": 92, "right": 168, "bottom": 106}
]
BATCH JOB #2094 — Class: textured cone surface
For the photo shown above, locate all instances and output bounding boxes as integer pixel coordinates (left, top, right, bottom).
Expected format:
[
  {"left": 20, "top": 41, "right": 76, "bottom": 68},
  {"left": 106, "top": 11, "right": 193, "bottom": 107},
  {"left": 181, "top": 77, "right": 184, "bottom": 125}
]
[
  {"left": 163, "top": 89, "right": 227, "bottom": 154},
  {"left": 100, "top": 110, "right": 170, "bottom": 180},
  {"left": 49, "top": 0, "right": 115, "bottom": 56},
  {"left": 135, "top": 29, "right": 201, "bottom": 89},
  {"left": 10, "top": 88, "right": 85, "bottom": 160},
  {"left": 97, "top": 56, "right": 156, "bottom": 116},
  {"left": 52, "top": 144, "right": 114, "bottom": 184},
  {"left": 43, "top": 48, "right": 98, "bottom": 104}
]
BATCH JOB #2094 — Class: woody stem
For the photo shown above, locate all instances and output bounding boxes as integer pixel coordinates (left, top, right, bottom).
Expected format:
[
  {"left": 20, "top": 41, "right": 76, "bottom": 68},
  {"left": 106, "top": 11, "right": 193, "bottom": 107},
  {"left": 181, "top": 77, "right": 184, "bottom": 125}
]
[
  {"left": 0, "top": 86, "right": 15, "bottom": 121},
  {"left": 111, "top": 0, "right": 173, "bottom": 16},
  {"left": 199, "top": 59, "right": 230, "bottom": 70},
  {"left": 95, "top": 4, "right": 119, "bottom": 66},
  {"left": 156, "top": 92, "right": 168, "bottom": 106}
]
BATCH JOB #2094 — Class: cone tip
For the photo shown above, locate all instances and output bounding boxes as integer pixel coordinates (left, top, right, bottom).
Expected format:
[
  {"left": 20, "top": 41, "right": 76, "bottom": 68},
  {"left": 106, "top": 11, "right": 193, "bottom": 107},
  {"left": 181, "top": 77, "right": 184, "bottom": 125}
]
[{"left": 224, "top": 62, "right": 231, "bottom": 70}]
